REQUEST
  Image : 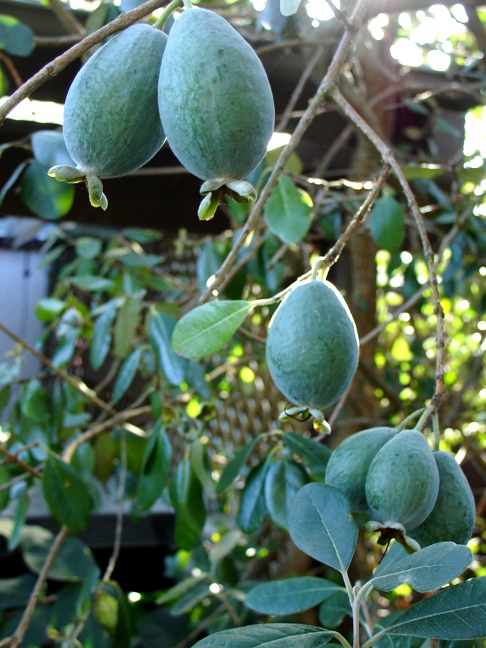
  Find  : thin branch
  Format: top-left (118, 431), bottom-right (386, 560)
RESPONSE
top-left (0, 447), bottom-right (42, 480)
top-left (200, 0), bottom-right (372, 303)
top-left (332, 88), bottom-right (446, 412)
top-left (0, 320), bottom-right (145, 438)
top-left (6, 527), bottom-right (69, 648)
top-left (62, 405), bottom-right (151, 464)
top-left (0, 54), bottom-right (23, 88)
top-left (0, 0), bottom-right (172, 126)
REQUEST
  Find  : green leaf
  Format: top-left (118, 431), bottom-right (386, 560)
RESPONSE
top-left (192, 623), bottom-right (337, 647)
top-left (70, 275), bottom-right (115, 292)
top-left (264, 174), bottom-right (313, 245)
top-left (401, 164), bottom-right (446, 180)
top-left (236, 460), bottom-right (269, 534)
top-left (90, 300), bottom-right (117, 370)
top-left (288, 483), bottom-right (357, 573)
top-left (31, 130), bottom-right (73, 167)
top-left (370, 542), bottom-right (472, 593)
top-left (149, 311), bottom-right (187, 385)
top-left (369, 194), bottom-right (405, 252)
top-left (319, 589), bottom-right (352, 629)
top-left (216, 436), bottom-right (262, 493)
top-left (114, 298), bottom-right (142, 359)
top-left (75, 236), bottom-right (103, 260)
top-left (21, 160), bottom-right (74, 219)
top-left (171, 579), bottom-right (213, 616)
top-left (112, 347), bottom-right (142, 404)
top-left (0, 161), bottom-right (28, 206)
top-left (372, 577), bottom-right (486, 640)
top-left (35, 297), bottom-right (66, 323)
top-left (0, 573), bottom-right (37, 609)
top-left (41, 453), bottom-right (93, 532)
top-left (245, 577), bottom-right (343, 615)
top-left (21, 378), bottom-right (48, 423)
top-left (282, 432), bottom-right (331, 481)
top-left (20, 526), bottom-right (97, 582)
top-left (118, 253), bottom-right (162, 267)
top-left (0, 14), bottom-right (34, 56)
top-left (172, 301), bottom-right (253, 359)
top-left (264, 459), bottom-right (309, 530)
top-left (169, 458), bottom-right (206, 550)
top-left (156, 574), bottom-right (207, 605)
top-left (8, 488), bottom-right (29, 551)
top-left (137, 423), bottom-right (172, 512)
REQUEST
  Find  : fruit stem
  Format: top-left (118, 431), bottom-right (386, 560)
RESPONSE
top-left (153, 0), bottom-right (181, 30)
top-left (311, 258), bottom-right (330, 281)
top-left (395, 407), bottom-right (425, 432)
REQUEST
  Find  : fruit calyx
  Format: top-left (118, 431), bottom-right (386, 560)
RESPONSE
top-left (49, 165), bottom-right (108, 210)
top-left (198, 180), bottom-right (257, 221)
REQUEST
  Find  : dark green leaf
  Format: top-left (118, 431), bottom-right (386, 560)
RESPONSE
top-left (75, 236), bottom-right (103, 260)
top-left (369, 194), bottom-right (405, 252)
top-left (171, 578), bottom-right (213, 616)
top-left (401, 164), bottom-right (446, 180)
top-left (0, 573), bottom-right (37, 609)
top-left (373, 577), bottom-right (486, 640)
top-left (319, 590), bottom-right (351, 629)
top-left (90, 300), bottom-right (117, 370)
top-left (138, 607), bottom-right (189, 648)
top-left (138, 423), bottom-right (172, 511)
top-left (118, 253), bottom-right (162, 267)
top-left (282, 433), bottom-right (331, 481)
top-left (245, 577), bottom-right (343, 615)
top-left (156, 574), bottom-right (207, 605)
top-left (21, 378), bottom-right (48, 423)
top-left (8, 487), bottom-right (29, 551)
top-left (21, 527), bottom-right (97, 582)
top-left (264, 174), bottom-right (313, 244)
top-left (0, 14), bottom-right (34, 55)
top-left (0, 161), bottom-right (28, 206)
top-left (370, 542), bottom-right (472, 593)
top-left (236, 460), bottom-right (269, 534)
top-left (122, 228), bottom-right (162, 243)
top-left (114, 298), bottom-right (142, 359)
top-left (288, 484), bottom-right (357, 573)
top-left (192, 623), bottom-right (337, 647)
top-left (149, 311), bottom-right (187, 385)
top-left (112, 347), bottom-right (142, 404)
top-left (264, 459), bottom-right (309, 530)
top-left (216, 436), bottom-right (262, 494)
top-left (172, 300), bottom-right (253, 360)
top-left (21, 160), bottom-right (74, 219)
top-left (41, 453), bottom-right (92, 532)
top-left (169, 458), bottom-right (206, 550)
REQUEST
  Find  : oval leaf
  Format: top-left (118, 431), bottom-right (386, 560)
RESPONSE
top-left (41, 454), bottom-right (93, 532)
top-left (370, 542), bottom-right (472, 593)
top-left (112, 347), bottom-right (142, 405)
top-left (90, 300), bottom-right (117, 370)
top-left (21, 160), bottom-right (74, 219)
top-left (216, 435), bottom-right (262, 494)
top-left (236, 460), bottom-right (269, 535)
top-left (282, 432), bottom-right (331, 481)
top-left (246, 577), bottom-right (343, 615)
top-left (0, 14), bottom-right (34, 56)
top-left (31, 130), bottom-right (74, 168)
top-left (372, 577), bottom-right (486, 640)
top-left (264, 174), bottom-right (313, 245)
top-left (369, 194), bottom-right (405, 252)
top-left (172, 300), bottom-right (253, 360)
top-left (288, 483), bottom-right (357, 574)
top-left (264, 459), bottom-right (309, 530)
top-left (169, 458), bottom-right (206, 550)
top-left (137, 423), bottom-right (172, 512)
top-left (192, 623), bottom-right (337, 647)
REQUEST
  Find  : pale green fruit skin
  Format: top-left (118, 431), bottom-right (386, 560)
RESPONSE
top-left (158, 7), bottom-right (275, 182)
top-left (325, 427), bottom-right (397, 512)
top-left (409, 450), bottom-right (476, 548)
top-left (365, 429), bottom-right (439, 531)
top-left (63, 24), bottom-right (167, 179)
top-left (265, 280), bottom-right (359, 409)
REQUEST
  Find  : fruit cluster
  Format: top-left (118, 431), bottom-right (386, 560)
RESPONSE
top-left (325, 426), bottom-right (476, 551)
top-left (49, 7), bottom-right (275, 216)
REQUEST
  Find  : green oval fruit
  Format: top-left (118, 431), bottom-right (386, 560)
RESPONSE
top-left (409, 450), bottom-right (476, 548)
top-left (265, 279), bottom-right (359, 410)
top-left (365, 430), bottom-right (439, 534)
top-left (158, 7), bottom-right (274, 206)
top-left (325, 427), bottom-right (397, 512)
top-left (50, 24), bottom-right (167, 208)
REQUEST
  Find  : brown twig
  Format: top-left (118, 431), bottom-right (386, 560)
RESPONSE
top-left (199, 0), bottom-right (371, 304)
top-left (0, 54), bottom-right (23, 88)
top-left (0, 447), bottom-right (42, 480)
top-left (332, 87), bottom-right (446, 412)
top-left (0, 0), bottom-right (172, 126)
